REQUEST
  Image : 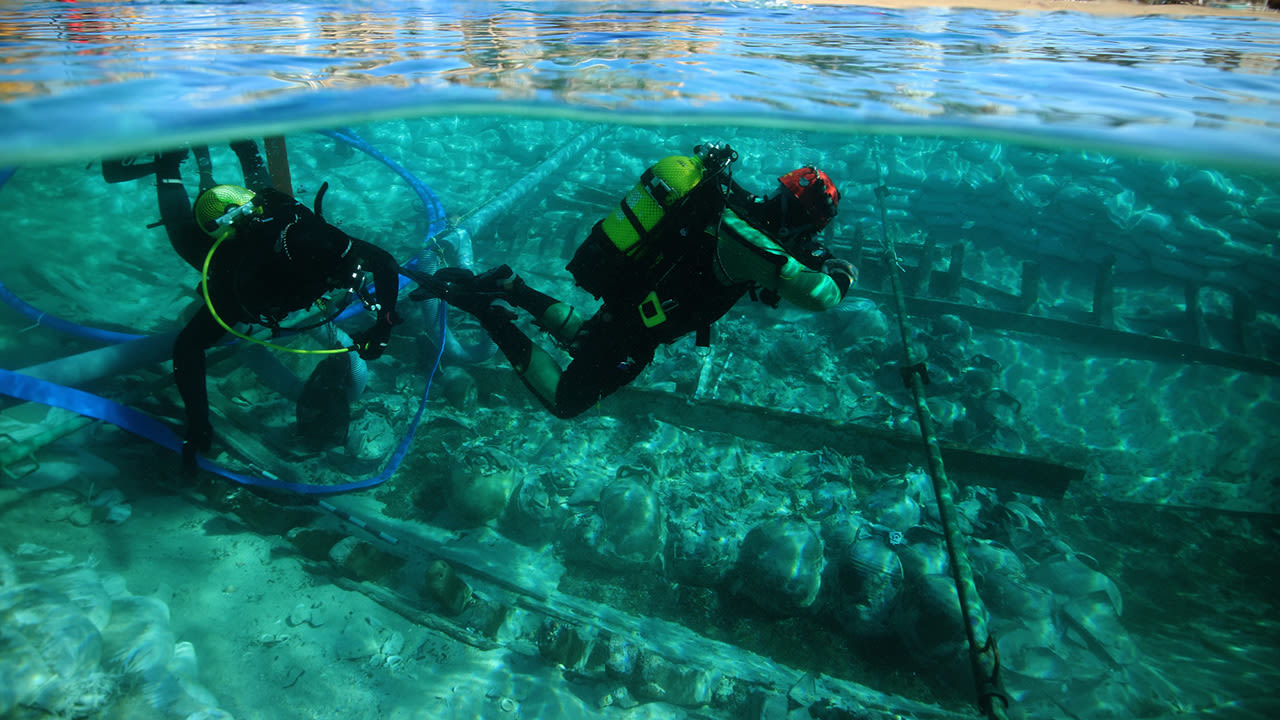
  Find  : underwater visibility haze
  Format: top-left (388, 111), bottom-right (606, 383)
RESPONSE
top-left (0, 2), bottom-right (1278, 719)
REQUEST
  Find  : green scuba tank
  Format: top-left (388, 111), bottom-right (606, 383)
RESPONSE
top-left (567, 154), bottom-right (718, 306)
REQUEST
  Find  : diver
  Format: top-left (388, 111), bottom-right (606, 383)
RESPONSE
top-left (104, 141), bottom-right (403, 472)
top-left (408, 142), bottom-right (856, 419)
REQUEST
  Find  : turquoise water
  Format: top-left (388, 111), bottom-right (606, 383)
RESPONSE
top-left (2, 2), bottom-right (1279, 720)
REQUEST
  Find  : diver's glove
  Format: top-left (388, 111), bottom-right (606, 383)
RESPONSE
top-left (352, 311), bottom-right (400, 360)
top-left (181, 421), bottom-right (213, 477)
top-left (821, 258), bottom-right (858, 297)
top-left (428, 265), bottom-right (516, 316)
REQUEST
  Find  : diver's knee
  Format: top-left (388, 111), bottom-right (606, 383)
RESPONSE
top-left (537, 302), bottom-right (586, 345)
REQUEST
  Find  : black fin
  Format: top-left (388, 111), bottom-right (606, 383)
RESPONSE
top-left (313, 181), bottom-right (330, 220)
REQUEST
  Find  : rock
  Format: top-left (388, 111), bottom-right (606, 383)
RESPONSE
top-left (287, 602), bottom-right (312, 627)
top-left (536, 619), bottom-right (597, 673)
top-left (328, 537), bottom-right (404, 582)
top-left (345, 412), bottom-right (396, 473)
top-left (422, 559), bottom-right (472, 616)
top-left (104, 503), bottom-right (132, 525)
top-left (633, 653), bottom-right (713, 707)
top-left (449, 446), bottom-right (518, 525)
top-left (733, 518), bottom-right (825, 614)
top-left (827, 534), bottom-right (903, 638)
top-left (597, 478), bottom-right (666, 566)
top-left (892, 573), bottom-right (976, 664)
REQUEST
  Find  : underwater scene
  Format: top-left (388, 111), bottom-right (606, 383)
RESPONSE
top-left (2, 3), bottom-right (1280, 720)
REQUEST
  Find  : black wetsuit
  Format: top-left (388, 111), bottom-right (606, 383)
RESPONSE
top-left (476, 178), bottom-right (849, 419)
top-left (151, 147), bottom-right (400, 459)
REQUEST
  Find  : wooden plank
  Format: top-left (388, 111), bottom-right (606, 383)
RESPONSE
top-left (1092, 255), bottom-right (1116, 329)
top-left (611, 386), bottom-right (1080, 499)
top-left (468, 366), bottom-right (1080, 499)
top-left (846, 288), bottom-right (1280, 377)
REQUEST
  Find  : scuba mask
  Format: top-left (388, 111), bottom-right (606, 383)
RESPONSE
top-left (760, 166), bottom-right (841, 270)
top-left (775, 166), bottom-right (840, 235)
top-left (194, 184), bottom-right (260, 241)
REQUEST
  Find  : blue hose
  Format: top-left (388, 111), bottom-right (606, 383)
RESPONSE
top-left (0, 135), bottom-right (449, 494)
top-left (0, 280), bottom-right (144, 345)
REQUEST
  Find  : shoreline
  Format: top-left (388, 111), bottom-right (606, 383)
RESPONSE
top-left (799, 0), bottom-right (1279, 18)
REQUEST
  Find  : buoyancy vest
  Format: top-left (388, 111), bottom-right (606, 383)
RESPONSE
top-left (566, 154), bottom-right (735, 342)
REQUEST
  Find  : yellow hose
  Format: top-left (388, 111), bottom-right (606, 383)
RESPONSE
top-left (200, 235), bottom-right (352, 355)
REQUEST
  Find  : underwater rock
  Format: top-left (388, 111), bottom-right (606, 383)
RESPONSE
top-left (296, 353), bottom-right (353, 450)
top-left (422, 559), bottom-right (472, 616)
top-left (826, 532), bottom-right (903, 638)
top-left (667, 508), bottom-right (738, 587)
top-left (732, 518), bottom-right (825, 614)
top-left (449, 446), bottom-right (519, 525)
top-left (828, 298), bottom-right (890, 355)
top-left (328, 536), bottom-right (405, 582)
top-left (501, 474), bottom-right (568, 547)
top-left (892, 573), bottom-right (979, 665)
top-left (633, 653), bottom-right (713, 708)
top-left (345, 412), bottom-right (396, 473)
top-left (574, 477), bottom-right (667, 569)
top-left (865, 480), bottom-right (922, 531)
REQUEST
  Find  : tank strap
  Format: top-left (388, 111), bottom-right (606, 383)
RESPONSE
top-left (641, 167), bottom-right (674, 206)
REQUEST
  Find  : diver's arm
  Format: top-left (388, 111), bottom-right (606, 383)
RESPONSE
top-left (351, 238), bottom-right (400, 323)
top-left (347, 238), bottom-right (401, 359)
top-left (716, 212), bottom-right (850, 311)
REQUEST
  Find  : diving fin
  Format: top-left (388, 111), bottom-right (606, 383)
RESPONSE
top-left (102, 156), bottom-right (155, 183)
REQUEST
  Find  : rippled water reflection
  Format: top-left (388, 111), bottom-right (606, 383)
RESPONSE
top-left (1, 1), bottom-right (1278, 165)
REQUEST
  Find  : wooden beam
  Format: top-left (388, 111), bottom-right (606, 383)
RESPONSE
top-left (1019, 261), bottom-right (1041, 314)
top-left (845, 287), bottom-right (1280, 377)
top-left (263, 136), bottom-right (293, 195)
